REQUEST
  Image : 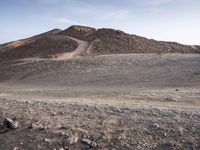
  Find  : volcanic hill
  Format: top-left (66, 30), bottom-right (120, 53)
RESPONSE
top-left (0, 25), bottom-right (199, 62)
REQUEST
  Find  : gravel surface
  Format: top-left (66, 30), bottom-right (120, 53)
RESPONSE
top-left (0, 98), bottom-right (200, 150)
top-left (0, 54), bottom-right (199, 149)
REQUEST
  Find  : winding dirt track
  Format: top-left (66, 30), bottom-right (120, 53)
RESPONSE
top-left (56, 36), bottom-right (89, 59)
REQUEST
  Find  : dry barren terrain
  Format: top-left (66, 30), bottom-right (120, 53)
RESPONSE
top-left (0, 25), bottom-right (200, 150)
top-left (0, 53), bottom-right (200, 150)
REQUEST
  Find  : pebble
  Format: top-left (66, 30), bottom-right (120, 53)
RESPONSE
top-left (25, 101), bottom-right (30, 104)
top-left (163, 132), bottom-right (167, 137)
top-left (4, 118), bottom-right (19, 129)
top-left (165, 97), bottom-right (175, 102)
top-left (29, 123), bottom-right (38, 129)
top-left (44, 138), bottom-right (51, 143)
top-left (149, 123), bottom-right (160, 129)
top-left (178, 127), bottom-right (184, 136)
top-left (52, 112), bottom-right (57, 116)
top-left (63, 135), bottom-right (79, 146)
top-left (40, 125), bottom-right (48, 130)
top-left (13, 147), bottom-right (19, 150)
top-left (37, 145), bottom-right (42, 149)
top-left (82, 138), bottom-right (97, 147)
top-left (163, 141), bottom-right (175, 147)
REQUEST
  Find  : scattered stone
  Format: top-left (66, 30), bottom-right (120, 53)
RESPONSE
top-left (178, 127), bottom-right (184, 136)
top-left (13, 147), bottom-right (19, 150)
top-left (0, 96), bottom-right (199, 150)
top-left (175, 89), bottom-right (179, 91)
top-left (0, 113), bottom-right (4, 122)
top-left (44, 138), bottom-right (51, 143)
top-left (4, 118), bottom-right (19, 129)
top-left (163, 140), bottom-right (175, 147)
top-left (53, 130), bottom-right (66, 136)
top-left (185, 140), bottom-right (194, 149)
top-left (52, 112), bottom-right (57, 116)
top-left (163, 132), bottom-right (167, 137)
top-left (165, 97), bottom-right (176, 102)
top-left (29, 140), bottom-right (33, 143)
top-left (194, 72), bottom-right (200, 75)
top-left (0, 124), bottom-right (8, 133)
top-left (29, 123), bottom-right (38, 129)
top-left (25, 101), bottom-right (30, 104)
top-left (82, 138), bottom-right (97, 147)
top-left (149, 123), bottom-right (160, 129)
top-left (82, 138), bottom-right (92, 145)
top-left (58, 111), bottom-right (65, 115)
top-left (29, 122), bottom-right (48, 130)
top-left (39, 125), bottom-right (48, 130)
top-left (37, 145), bottom-right (42, 149)
top-left (63, 135), bottom-right (79, 146)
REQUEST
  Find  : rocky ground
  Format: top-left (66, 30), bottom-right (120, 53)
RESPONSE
top-left (0, 98), bottom-right (200, 150)
top-left (1, 24), bottom-right (200, 150)
top-left (0, 53), bottom-right (199, 149)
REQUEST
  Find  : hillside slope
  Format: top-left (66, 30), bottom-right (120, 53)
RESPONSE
top-left (0, 29), bottom-right (79, 62)
top-left (60, 25), bottom-right (200, 55)
top-left (1, 25), bottom-right (200, 63)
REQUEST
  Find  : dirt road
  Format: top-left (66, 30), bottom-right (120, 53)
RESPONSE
top-left (55, 36), bottom-right (89, 59)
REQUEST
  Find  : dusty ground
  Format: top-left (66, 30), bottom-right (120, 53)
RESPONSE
top-left (0, 98), bottom-right (200, 150)
top-left (0, 54), bottom-right (199, 105)
top-left (0, 54), bottom-right (200, 149)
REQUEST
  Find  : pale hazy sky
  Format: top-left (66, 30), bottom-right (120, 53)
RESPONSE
top-left (0, 0), bottom-right (200, 45)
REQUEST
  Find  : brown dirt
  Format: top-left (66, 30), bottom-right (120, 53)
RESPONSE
top-left (0, 35), bottom-right (78, 62)
top-left (0, 28), bottom-right (62, 51)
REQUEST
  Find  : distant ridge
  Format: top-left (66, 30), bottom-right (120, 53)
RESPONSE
top-left (59, 25), bottom-right (96, 40)
top-left (60, 25), bottom-right (200, 55)
top-left (0, 25), bottom-right (199, 62)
